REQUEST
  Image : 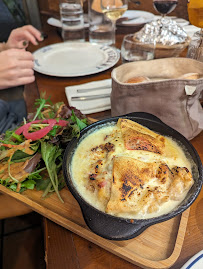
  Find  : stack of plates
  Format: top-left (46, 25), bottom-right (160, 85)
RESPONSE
top-left (117, 10), bottom-right (155, 26)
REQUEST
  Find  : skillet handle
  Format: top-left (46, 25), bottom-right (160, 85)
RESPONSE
top-left (123, 112), bottom-right (165, 124)
top-left (80, 204), bottom-right (151, 241)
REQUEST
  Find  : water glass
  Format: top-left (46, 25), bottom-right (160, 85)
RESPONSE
top-left (59, 0), bottom-right (85, 42)
top-left (88, 0), bottom-right (115, 46)
top-left (121, 34), bottom-right (155, 63)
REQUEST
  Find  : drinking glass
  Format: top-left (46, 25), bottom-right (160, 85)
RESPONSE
top-left (88, 0), bottom-right (115, 45)
top-left (187, 0), bottom-right (203, 62)
top-left (153, 0), bottom-right (178, 18)
top-left (59, 0), bottom-right (85, 42)
top-left (100, 0), bottom-right (128, 44)
top-left (121, 34), bottom-right (155, 63)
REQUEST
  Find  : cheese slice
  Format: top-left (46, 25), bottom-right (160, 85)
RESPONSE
top-left (117, 118), bottom-right (165, 154)
top-left (106, 156), bottom-right (194, 217)
top-left (106, 156), bottom-right (160, 215)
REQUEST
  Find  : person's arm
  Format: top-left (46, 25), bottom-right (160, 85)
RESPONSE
top-left (0, 42), bottom-right (7, 52)
top-left (0, 25), bottom-right (42, 90)
top-left (0, 49), bottom-right (35, 90)
top-left (5, 25), bottom-right (43, 50)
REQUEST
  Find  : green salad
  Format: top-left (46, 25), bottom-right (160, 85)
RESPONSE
top-left (0, 94), bottom-right (90, 202)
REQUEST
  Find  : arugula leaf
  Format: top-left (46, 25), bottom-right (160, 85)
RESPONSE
top-left (11, 150), bottom-right (34, 162)
top-left (71, 124), bottom-right (80, 138)
top-left (11, 132), bottom-right (24, 142)
top-left (41, 142), bottom-right (64, 202)
top-left (36, 177), bottom-right (50, 191)
top-left (21, 179), bottom-right (36, 190)
top-left (48, 125), bottom-right (61, 137)
top-left (33, 93), bottom-right (52, 121)
top-left (0, 178), bottom-right (35, 192)
top-left (71, 110), bottom-right (87, 130)
top-left (9, 183), bottom-right (17, 191)
top-left (47, 110), bottom-right (55, 119)
top-left (0, 130), bottom-right (21, 145)
top-left (30, 141), bottom-right (40, 152)
top-left (76, 117), bottom-right (87, 130)
top-left (58, 174), bottom-right (66, 191)
top-left (0, 178), bottom-right (10, 187)
top-left (28, 168), bottom-right (44, 180)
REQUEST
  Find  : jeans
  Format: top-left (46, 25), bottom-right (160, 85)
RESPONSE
top-left (0, 98), bottom-right (27, 134)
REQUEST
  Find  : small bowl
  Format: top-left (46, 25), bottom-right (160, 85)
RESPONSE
top-left (62, 112), bottom-right (203, 240)
top-left (121, 34), bottom-right (155, 63)
top-left (154, 38), bottom-right (191, 58)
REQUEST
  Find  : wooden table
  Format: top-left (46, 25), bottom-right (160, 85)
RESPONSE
top-left (25, 23), bottom-right (203, 269)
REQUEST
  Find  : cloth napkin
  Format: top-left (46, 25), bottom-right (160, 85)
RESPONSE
top-left (154, 16), bottom-right (190, 27)
top-left (65, 79), bottom-right (112, 114)
top-left (183, 25), bottom-right (200, 38)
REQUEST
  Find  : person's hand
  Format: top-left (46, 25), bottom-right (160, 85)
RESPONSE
top-left (0, 49), bottom-right (35, 90)
top-left (6, 25), bottom-right (43, 49)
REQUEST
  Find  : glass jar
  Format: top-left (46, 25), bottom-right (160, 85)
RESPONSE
top-left (187, 0), bottom-right (203, 28)
top-left (187, 29), bottom-right (203, 61)
top-left (187, 0), bottom-right (203, 61)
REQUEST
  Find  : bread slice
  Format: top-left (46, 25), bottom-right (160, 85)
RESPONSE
top-left (124, 76), bottom-right (150, 83)
top-left (179, 73), bottom-right (199, 80)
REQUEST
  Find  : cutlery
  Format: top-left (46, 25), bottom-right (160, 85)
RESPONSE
top-left (77, 85), bottom-right (111, 93)
top-left (71, 94), bottom-right (110, 101)
top-left (82, 104), bottom-right (111, 111)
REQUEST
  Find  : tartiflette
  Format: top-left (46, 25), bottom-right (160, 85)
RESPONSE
top-left (71, 119), bottom-right (194, 219)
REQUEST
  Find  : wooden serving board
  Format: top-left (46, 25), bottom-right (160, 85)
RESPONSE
top-left (0, 184), bottom-right (189, 269)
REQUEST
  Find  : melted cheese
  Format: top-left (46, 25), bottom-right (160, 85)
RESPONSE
top-left (71, 123), bottom-right (194, 219)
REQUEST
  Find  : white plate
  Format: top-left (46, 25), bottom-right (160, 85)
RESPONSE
top-left (174, 18), bottom-right (190, 27)
top-left (153, 16), bottom-right (190, 27)
top-left (47, 16), bottom-right (89, 29)
top-left (183, 25), bottom-right (200, 38)
top-left (180, 250), bottom-right (203, 269)
top-left (117, 10), bottom-right (155, 26)
top-left (33, 42), bottom-right (120, 77)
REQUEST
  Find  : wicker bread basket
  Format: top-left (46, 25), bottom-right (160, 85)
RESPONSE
top-left (154, 38), bottom-right (191, 58)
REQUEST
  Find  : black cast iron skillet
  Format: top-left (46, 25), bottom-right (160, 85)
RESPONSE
top-left (62, 112), bottom-right (203, 241)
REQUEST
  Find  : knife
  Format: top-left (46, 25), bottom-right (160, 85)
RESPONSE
top-left (77, 85), bottom-right (111, 93)
top-left (71, 94), bottom-right (110, 101)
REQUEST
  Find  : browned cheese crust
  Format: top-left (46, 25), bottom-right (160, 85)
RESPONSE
top-left (106, 156), bottom-right (194, 216)
top-left (117, 118), bottom-right (165, 154)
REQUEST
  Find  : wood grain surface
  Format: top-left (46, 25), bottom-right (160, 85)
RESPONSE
top-left (0, 175), bottom-right (191, 269)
